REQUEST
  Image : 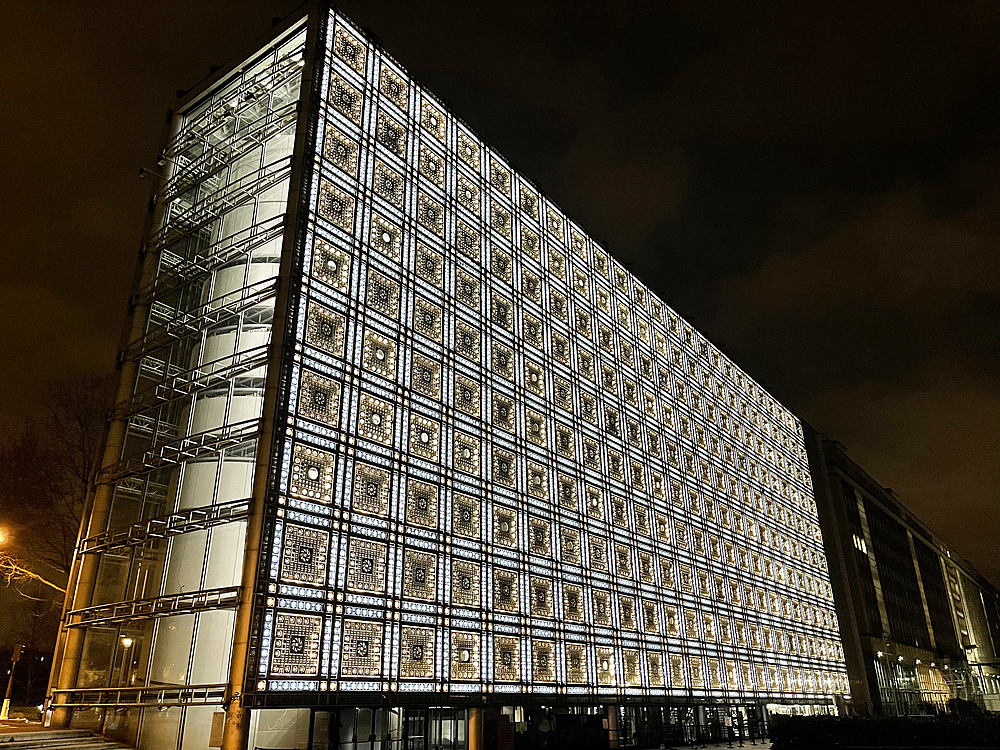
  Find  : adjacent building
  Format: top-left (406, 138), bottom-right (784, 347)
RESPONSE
top-left (46, 3), bottom-right (850, 748)
top-left (805, 426), bottom-right (1000, 716)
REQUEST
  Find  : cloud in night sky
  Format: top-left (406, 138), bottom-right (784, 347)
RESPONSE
top-left (0, 0), bottom-right (996, 583)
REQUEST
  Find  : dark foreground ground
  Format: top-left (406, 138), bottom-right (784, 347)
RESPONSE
top-left (769, 714), bottom-right (1000, 749)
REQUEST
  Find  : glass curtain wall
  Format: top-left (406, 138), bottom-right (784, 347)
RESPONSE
top-left (64, 24), bottom-right (307, 750)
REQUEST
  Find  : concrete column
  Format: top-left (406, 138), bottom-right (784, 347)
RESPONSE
top-left (607, 705), bottom-right (620, 748)
top-left (47, 115), bottom-right (173, 728)
top-left (221, 7), bottom-right (324, 750)
top-left (468, 707), bottom-right (484, 750)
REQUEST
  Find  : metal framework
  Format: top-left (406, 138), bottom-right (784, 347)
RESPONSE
top-left (111, 346), bottom-right (270, 422)
top-left (164, 103), bottom-right (298, 204)
top-left (67, 586), bottom-right (241, 627)
top-left (120, 279), bottom-right (277, 363)
top-left (132, 215), bottom-right (285, 308)
top-left (52, 684), bottom-right (227, 709)
top-left (148, 157), bottom-right (293, 254)
top-left (46, 21), bottom-right (311, 749)
top-left (97, 418), bottom-right (261, 484)
top-left (79, 498), bottom-right (252, 555)
top-left (161, 47), bottom-right (305, 177)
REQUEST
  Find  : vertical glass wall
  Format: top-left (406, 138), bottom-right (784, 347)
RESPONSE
top-left (307, 707), bottom-right (464, 750)
top-left (63, 23), bottom-right (308, 750)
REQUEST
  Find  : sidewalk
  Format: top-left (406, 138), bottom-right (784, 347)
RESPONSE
top-left (635, 743), bottom-right (772, 750)
top-left (0, 720), bottom-right (48, 733)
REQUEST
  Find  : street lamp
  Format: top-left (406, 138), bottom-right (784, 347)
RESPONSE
top-left (115, 637), bottom-right (137, 688)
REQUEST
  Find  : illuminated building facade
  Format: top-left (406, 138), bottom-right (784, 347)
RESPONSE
top-left (805, 428), bottom-right (1000, 716)
top-left (47, 3), bottom-right (849, 748)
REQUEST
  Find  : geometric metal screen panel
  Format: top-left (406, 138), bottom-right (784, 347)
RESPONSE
top-left (259, 6), bottom-right (850, 701)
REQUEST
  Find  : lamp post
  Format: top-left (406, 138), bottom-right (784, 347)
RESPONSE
top-left (1, 644), bottom-right (22, 720)
top-left (117, 637), bottom-right (134, 689)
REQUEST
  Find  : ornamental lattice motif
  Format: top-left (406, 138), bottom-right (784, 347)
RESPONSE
top-left (271, 613), bottom-right (323, 677)
top-left (258, 8), bottom-right (849, 701)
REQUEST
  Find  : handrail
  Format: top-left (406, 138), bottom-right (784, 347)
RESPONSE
top-left (80, 498), bottom-right (251, 555)
top-left (163, 102), bottom-right (298, 204)
top-left (147, 156), bottom-right (292, 254)
top-left (97, 418), bottom-right (261, 485)
top-left (111, 344), bottom-right (269, 422)
top-left (132, 214), bottom-right (285, 308)
top-left (164, 47), bottom-right (304, 157)
top-left (51, 682), bottom-right (227, 707)
top-left (120, 277), bottom-right (277, 363)
top-left (67, 586), bottom-right (241, 627)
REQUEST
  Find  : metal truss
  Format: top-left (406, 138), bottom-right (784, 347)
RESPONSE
top-left (67, 586), bottom-right (241, 627)
top-left (120, 277), bottom-right (277, 363)
top-left (163, 102), bottom-right (298, 204)
top-left (113, 476), bottom-right (170, 505)
top-left (80, 497), bottom-right (252, 555)
top-left (132, 214), bottom-right (285, 309)
top-left (98, 418), bottom-right (261, 485)
top-left (124, 413), bottom-right (181, 443)
top-left (51, 683), bottom-right (227, 708)
top-left (112, 344), bottom-right (270, 423)
top-left (163, 48), bottom-right (304, 162)
top-left (137, 355), bottom-right (180, 383)
top-left (147, 157), bottom-right (292, 255)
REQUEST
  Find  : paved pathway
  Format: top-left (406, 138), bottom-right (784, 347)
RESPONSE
top-left (0, 727), bottom-right (129, 748)
top-left (635, 742), bottom-right (772, 750)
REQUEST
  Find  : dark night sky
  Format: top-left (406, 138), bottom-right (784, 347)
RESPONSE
top-left (1, 1), bottom-right (997, 585)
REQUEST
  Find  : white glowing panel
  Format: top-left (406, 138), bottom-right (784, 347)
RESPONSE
top-left (261, 8), bottom-right (850, 700)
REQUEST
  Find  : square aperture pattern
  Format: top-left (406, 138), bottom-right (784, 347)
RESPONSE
top-left (271, 613), bottom-right (323, 677)
top-left (280, 524), bottom-right (329, 586)
top-left (259, 8), bottom-right (850, 700)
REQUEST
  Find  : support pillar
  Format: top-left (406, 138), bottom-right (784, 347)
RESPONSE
top-left (1, 645), bottom-right (21, 720)
top-left (48, 190), bottom-right (167, 729)
top-left (607, 705), bottom-right (620, 748)
top-left (468, 707), bottom-right (484, 750)
top-left (220, 7), bottom-right (325, 749)
top-left (48, 481), bottom-right (117, 728)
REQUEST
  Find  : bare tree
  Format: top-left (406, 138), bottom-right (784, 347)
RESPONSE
top-left (0, 426), bottom-right (59, 577)
top-left (39, 376), bottom-right (115, 574)
top-left (0, 374), bottom-right (115, 586)
top-left (0, 554), bottom-right (66, 593)
top-left (0, 375), bottom-right (114, 656)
